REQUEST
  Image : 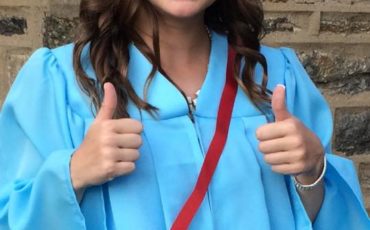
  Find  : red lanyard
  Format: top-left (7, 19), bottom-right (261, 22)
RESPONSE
top-left (171, 48), bottom-right (238, 229)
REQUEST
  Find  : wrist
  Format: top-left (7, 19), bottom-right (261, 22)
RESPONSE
top-left (70, 151), bottom-right (87, 191)
top-left (69, 154), bottom-right (87, 203)
top-left (71, 175), bottom-right (86, 191)
top-left (293, 155), bottom-right (326, 191)
top-left (296, 154), bottom-right (325, 185)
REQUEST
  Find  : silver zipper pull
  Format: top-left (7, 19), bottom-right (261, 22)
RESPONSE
top-left (187, 96), bottom-right (196, 122)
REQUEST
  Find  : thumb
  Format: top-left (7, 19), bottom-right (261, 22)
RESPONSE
top-left (272, 84), bottom-right (291, 122)
top-left (96, 82), bottom-right (117, 121)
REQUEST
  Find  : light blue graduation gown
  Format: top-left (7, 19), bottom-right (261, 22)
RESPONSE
top-left (0, 32), bottom-right (369, 230)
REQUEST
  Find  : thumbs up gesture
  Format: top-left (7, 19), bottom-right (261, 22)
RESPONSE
top-left (256, 85), bottom-right (325, 184)
top-left (70, 83), bottom-right (143, 191)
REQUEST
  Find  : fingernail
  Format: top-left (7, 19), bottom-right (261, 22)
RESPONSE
top-left (277, 84), bottom-right (286, 89)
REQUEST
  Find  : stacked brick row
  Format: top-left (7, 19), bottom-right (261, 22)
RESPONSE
top-left (0, 0), bottom-right (369, 213)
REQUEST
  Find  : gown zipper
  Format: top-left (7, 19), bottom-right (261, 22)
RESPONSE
top-left (186, 94), bottom-right (205, 155)
top-left (171, 83), bottom-right (214, 223)
top-left (187, 96), bottom-right (196, 123)
top-left (185, 93), bottom-right (215, 218)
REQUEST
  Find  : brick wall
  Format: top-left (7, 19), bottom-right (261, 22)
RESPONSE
top-left (1, 0), bottom-right (369, 214)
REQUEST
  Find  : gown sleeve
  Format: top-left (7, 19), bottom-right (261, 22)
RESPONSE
top-left (0, 48), bottom-right (86, 229)
top-left (280, 48), bottom-right (370, 229)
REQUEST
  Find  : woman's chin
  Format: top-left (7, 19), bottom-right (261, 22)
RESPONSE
top-left (168, 10), bottom-right (202, 19)
top-left (153, 1), bottom-right (213, 20)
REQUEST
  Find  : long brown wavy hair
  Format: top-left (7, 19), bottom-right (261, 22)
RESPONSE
top-left (73, 0), bottom-right (270, 118)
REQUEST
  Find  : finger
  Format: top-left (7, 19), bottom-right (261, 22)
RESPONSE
top-left (113, 133), bottom-right (143, 149)
top-left (114, 162), bottom-right (136, 177)
top-left (96, 83), bottom-right (118, 121)
top-left (257, 118), bottom-right (304, 142)
top-left (271, 163), bottom-right (305, 175)
top-left (111, 119), bottom-right (144, 134)
top-left (263, 151), bottom-right (300, 165)
top-left (272, 84), bottom-right (291, 122)
top-left (113, 149), bottom-right (140, 162)
top-left (258, 138), bottom-right (291, 153)
top-left (256, 122), bottom-right (287, 141)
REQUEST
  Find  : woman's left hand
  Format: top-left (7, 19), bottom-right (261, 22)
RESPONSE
top-left (256, 85), bottom-right (325, 184)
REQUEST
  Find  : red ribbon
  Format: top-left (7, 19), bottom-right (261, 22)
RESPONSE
top-left (171, 48), bottom-right (238, 229)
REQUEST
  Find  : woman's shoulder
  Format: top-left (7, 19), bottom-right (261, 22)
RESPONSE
top-left (12, 43), bottom-right (79, 101)
top-left (258, 45), bottom-right (291, 87)
top-left (2, 44), bottom-right (75, 113)
top-left (8, 43), bottom-right (93, 117)
top-left (20, 43), bottom-right (76, 83)
top-left (50, 43), bottom-right (75, 66)
top-left (260, 44), bottom-right (298, 67)
top-left (28, 43), bottom-right (75, 73)
top-left (28, 43), bottom-right (74, 61)
top-left (259, 44), bottom-right (309, 90)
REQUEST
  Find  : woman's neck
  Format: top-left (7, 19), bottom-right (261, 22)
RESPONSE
top-left (136, 10), bottom-right (209, 57)
top-left (136, 9), bottom-right (211, 98)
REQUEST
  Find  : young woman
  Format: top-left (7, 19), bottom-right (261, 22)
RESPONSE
top-left (0, 0), bottom-right (368, 229)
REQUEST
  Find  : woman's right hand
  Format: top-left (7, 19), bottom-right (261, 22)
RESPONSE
top-left (70, 83), bottom-right (143, 192)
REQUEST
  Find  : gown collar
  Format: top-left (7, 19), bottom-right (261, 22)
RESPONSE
top-left (127, 31), bottom-right (229, 120)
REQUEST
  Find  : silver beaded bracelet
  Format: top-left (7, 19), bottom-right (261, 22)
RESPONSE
top-left (292, 156), bottom-right (327, 191)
